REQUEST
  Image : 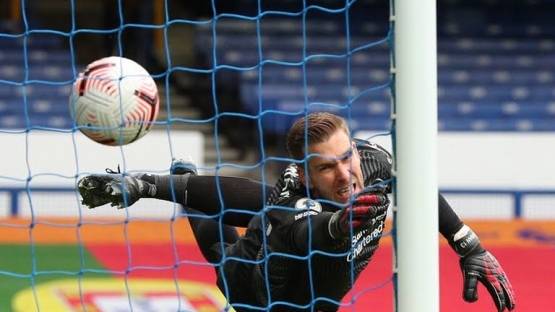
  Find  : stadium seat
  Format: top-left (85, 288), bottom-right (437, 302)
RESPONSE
top-left (439, 117), bottom-right (555, 132)
top-left (440, 101), bottom-right (555, 119)
top-left (0, 64), bottom-right (75, 82)
top-left (439, 38), bottom-right (555, 54)
top-left (0, 50), bottom-right (74, 66)
top-left (240, 66), bottom-right (391, 86)
top-left (0, 84), bottom-right (71, 100)
top-left (438, 69), bottom-right (555, 86)
top-left (0, 19), bottom-right (75, 129)
top-left (0, 113), bottom-right (73, 130)
top-left (438, 85), bottom-right (555, 102)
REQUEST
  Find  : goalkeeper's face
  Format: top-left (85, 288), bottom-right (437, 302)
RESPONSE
top-left (299, 130), bottom-right (364, 205)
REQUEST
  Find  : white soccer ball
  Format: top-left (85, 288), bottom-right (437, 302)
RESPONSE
top-left (69, 56), bottom-right (160, 146)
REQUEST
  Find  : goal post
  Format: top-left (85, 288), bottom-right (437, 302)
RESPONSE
top-left (391, 0), bottom-right (440, 311)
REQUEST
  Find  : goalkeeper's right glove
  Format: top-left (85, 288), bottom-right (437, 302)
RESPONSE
top-left (328, 185), bottom-right (389, 238)
top-left (78, 174), bottom-right (156, 209)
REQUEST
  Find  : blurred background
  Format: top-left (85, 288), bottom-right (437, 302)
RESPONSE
top-left (0, 0), bottom-right (554, 311)
top-left (2, 0), bottom-right (555, 181)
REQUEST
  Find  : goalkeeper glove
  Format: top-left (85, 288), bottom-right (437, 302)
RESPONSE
top-left (78, 174), bottom-right (156, 209)
top-left (328, 184), bottom-right (389, 239)
top-left (449, 225), bottom-right (516, 312)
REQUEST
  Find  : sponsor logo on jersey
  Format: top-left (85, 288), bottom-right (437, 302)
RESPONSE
top-left (294, 198), bottom-right (322, 212)
top-left (346, 211), bottom-right (387, 262)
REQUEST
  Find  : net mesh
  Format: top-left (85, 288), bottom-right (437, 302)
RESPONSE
top-left (0, 0), bottom-right (394, 310)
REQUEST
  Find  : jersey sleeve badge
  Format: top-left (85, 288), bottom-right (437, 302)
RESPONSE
top-left (293, 198), bottom-right (322, 221)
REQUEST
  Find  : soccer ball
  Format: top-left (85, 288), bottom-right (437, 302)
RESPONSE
top-left (69, 56), bottom-right (159, 146)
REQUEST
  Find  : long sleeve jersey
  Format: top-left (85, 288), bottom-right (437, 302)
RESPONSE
top-left (221, 139), bottom-right (462, 312)
top-left (250, 139), bottom-right (393, 311)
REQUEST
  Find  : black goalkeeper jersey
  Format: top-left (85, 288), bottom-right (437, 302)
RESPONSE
top-left (217, 139), bottom-right (393, 312)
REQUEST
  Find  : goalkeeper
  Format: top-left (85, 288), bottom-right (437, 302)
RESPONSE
top-left (78, 112), bottom-right (515, 312)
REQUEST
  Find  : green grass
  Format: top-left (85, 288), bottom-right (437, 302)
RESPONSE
top-left (0, 244), bottom-right (108, 311)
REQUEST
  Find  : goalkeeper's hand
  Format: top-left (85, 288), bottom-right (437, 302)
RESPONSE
top-left (78, 174), bottom-right (155, 209)
top-left (328, 183), bottom-right (389, 238)
top-left (449, 225), bottom-right (516, 311)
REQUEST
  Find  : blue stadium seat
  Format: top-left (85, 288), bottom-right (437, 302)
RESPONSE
top-left (438, 86), bottom-right (554, 102)
top-left (271, 100), bottom-right (390, 118)
top-left (0, 32), bottom-right (63, 50)
top-left (30, 99), bottom-right (68, 114)
top-left (439, 101), bottom-right (555, 119)
top-left (438, 69), bottom-right (554, 86)
top-left (0, 64), bottom-right (76, 82)
top-left (258, 110), bottom-right (390, 134)
top-left (196, 37), bottom-right (390, 67)
top-left (0, 19), bottom-right (76, 130)
top-left (439, 117), bottom-right (555, 132)
top-left (240, 80), bottom-right (391, 132)
top-left (0, 98), bottom-right (69, 115)
top-left (0, 50), bottom-right (74, 66)
top-left (0, 84), bottom-right (71, 100)
top-left (439, 38), bottom-right (555, 54)
top-left (0, 113), bottom-right (73, 130)
top-left (195, 16), bottom-right (346, 37)
top-left (193, 0), bottom-right (555, 134)
top-left (438, 54), bottom-right (555, 69)
top-left (213, 49), bottom-right (390, 69)
top-left (240, 66), bottom-right (391, 86)
top-left (241, 82), bottom-right (390, 107)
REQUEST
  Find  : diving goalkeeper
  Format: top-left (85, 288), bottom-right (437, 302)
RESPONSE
top-left (78, 112), bottom-right (515, 312)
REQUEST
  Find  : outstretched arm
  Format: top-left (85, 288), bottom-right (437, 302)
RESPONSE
top-left (439, 192), bottom-right (516, 311)
top-left (78, 173), bottom-right (272, 228)
top-left (183, 175), bottom-right (272, 227)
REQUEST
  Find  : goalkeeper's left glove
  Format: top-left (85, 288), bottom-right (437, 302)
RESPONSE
top-left (449, 225), bottom-right (516, 312)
